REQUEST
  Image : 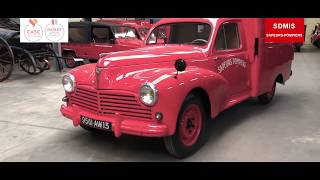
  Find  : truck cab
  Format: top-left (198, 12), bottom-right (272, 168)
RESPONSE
top-left (61, 21), bottom-right (147, 68)
top-left (60, 18), bottom-right (294, 158)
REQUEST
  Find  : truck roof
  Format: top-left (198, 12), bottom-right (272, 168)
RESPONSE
top-left (155, 18), bottom-right (216, 26)
top-left (69, 21), bottom-right (121, 28)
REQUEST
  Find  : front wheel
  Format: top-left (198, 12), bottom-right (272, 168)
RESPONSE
top-left (163, 94), bottom-right (209, 158)
top-left (258, 82), bottom-right (276, 104)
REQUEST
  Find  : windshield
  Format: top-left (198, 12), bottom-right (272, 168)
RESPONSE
top-left (147, 22), bottom-right (211, 46)
top-left (113, 26), bottom-right (139, 39)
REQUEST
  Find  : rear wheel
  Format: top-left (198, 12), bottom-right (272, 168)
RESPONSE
top-left (19, 55), bottom-right (44, 75)
top-left (258, 81), bottom-right (276, 104)
top-left (0, 37), bottom-right (14, 82)
top-left (163, 94), bottom-right (209, 158)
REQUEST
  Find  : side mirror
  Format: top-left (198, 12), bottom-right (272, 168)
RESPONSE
top-left (174, 59), bottom-right (186, 79)
top-left (175, 59), bottom-right (186, 72)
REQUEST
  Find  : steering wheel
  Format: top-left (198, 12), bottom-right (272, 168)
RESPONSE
top-left (190, 39), bottom-right (208, 45)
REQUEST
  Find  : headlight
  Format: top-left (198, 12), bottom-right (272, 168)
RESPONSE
top-left (140, 82), bottom-right (158, 106)
top-left (62, 74), bottom-right (75, 93)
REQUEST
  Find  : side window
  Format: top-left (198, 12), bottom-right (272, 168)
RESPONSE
top-left (214, 22), bottom-right (240, 50)
top-left (224, 23), bottom-right (240, 49)
top-left (215, 26), bottom-right (226, 50)
top-left (92, 27), bottom-right (110, 43)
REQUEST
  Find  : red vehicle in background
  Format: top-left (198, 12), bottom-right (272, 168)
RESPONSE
top-left (61, 21), bottom-right (151, 68)
top-left (61, 18), bottom-right (294, 158)
top-left (97, 19), bottom-right (153, 40)
top-left (311, 23), bottom-right (320, 48)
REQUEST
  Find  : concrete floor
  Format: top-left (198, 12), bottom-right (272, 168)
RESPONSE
top-left (0, 48), bottom-right (320, 161)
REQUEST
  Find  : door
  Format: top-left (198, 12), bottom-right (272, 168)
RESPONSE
top-left (211, 21), bottom-right (250, 96)
top-left (90, 26), bottom-right (114, 59)
top-left (67, 25), bottom-right (93, 59)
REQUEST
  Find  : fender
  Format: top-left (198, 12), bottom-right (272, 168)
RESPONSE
top-left (68, 64), bottom-right (96, 85)
top-left (152, 66), bottom-right (228, 135)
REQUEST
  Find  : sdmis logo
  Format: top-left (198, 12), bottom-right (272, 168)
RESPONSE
top-left (20, 18), bottom-right (68, 43)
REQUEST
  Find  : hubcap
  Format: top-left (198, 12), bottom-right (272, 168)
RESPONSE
top-left (179, 104), bottom-right (202, 147)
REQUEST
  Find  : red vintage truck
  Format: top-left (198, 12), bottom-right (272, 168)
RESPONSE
top-left (60, 18), bottom-right (294, 158)
top-left (96, 19), bottom-right (153, 40)
top-left (61, 21), bottom-right (150, 68)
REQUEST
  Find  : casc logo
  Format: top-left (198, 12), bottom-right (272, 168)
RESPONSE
top-left (24, 18), bottom-right (43, 42)
top-left (29, 18), bottom-right (38, 27)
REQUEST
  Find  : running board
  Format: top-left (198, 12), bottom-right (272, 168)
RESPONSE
top-left (223, 91), bottom-right (251, 110)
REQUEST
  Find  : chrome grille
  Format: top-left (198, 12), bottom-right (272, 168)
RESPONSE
top-left (70, 86), bottom-right (152, 120)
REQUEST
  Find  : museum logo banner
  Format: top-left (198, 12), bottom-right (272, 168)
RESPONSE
top-left (20, 18), bottom-right (68, 43)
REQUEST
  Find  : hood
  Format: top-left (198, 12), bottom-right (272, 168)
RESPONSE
top-left (73, 45), bottom-right (207, 90)
top-left (96, 44), bottom-right (207, 68)
top-left (73, 62), bottom-right (180, 91)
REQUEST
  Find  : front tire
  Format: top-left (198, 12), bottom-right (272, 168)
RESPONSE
top-left (163, 94), bottom-right (209, 158)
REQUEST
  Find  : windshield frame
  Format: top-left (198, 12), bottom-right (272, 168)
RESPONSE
top-left (138, 27), bottom-right (150, 38)
top-left (145, 22), bottom-right (213, 47)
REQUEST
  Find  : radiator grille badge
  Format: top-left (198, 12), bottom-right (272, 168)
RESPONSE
top-left (96, 67), bottom-right (101, 75)
top-left (96, 67), bottom-right (101, 89)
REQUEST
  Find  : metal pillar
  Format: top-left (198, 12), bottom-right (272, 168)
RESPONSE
top-left (52, 43), bottom-right (62, 71)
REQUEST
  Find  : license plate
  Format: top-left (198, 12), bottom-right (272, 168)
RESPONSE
top-left (80, 116), bottom-right (112, 131)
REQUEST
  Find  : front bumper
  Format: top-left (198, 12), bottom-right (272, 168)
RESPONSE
top-left (60, 104), bottom-right (168, 137)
